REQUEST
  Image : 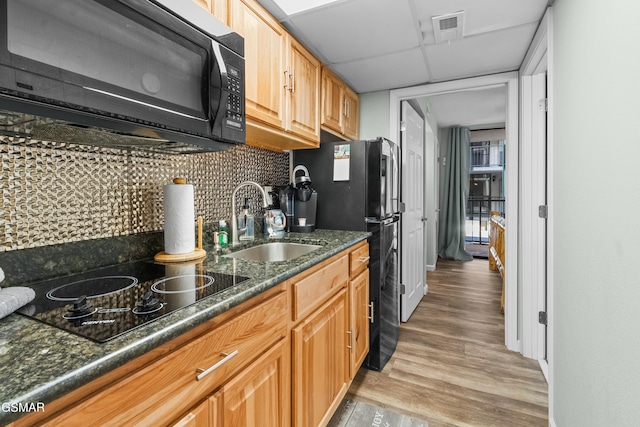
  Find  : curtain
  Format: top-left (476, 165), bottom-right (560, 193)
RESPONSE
top-left (438, 127), bottom-right (473, 261)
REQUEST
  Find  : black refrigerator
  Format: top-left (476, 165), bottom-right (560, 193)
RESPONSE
top-left (294, 136), bottom-right (401, 371)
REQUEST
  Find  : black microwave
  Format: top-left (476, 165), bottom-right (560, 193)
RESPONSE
top-left (0, 0), bottom-right (245, 152)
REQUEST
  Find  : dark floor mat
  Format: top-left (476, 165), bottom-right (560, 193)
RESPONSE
top-left (327, 399), bottom-right (429, 427)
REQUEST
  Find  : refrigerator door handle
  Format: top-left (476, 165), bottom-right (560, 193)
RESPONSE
top-left (365, 216), bottom-right (398, 225)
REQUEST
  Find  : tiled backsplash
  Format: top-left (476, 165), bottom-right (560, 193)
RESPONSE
top-left (0, 136), bottom-right (289, 252)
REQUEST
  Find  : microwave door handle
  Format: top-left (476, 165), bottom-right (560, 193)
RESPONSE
top-left (210, 41), bottom-right (229, 130)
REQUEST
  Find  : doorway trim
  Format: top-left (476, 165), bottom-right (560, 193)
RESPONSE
top-left (520, 8), bottom-right (550, 362)
top-left (520, 6), bottom-right (553, 425)
top-left (389, 71), bottom-right (520, 352)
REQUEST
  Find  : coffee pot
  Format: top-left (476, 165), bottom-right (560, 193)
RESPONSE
top-left (277, 165), bottom-right (317, 233)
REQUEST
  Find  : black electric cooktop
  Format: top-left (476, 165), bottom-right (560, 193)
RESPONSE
top-left (16, 260), bottom-right (250, 343)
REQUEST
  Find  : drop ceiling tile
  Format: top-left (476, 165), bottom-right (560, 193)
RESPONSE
top-left (288, 0), bottom-right (418, 64)
top-left (413, 0), bottom-right (547, 43)
top-left (425, 23), bottom-right (538, 81)
top-left (270, 0), bottom-right (342, 16)
top-left (331, 48), bottom-right (429, 93)
top-left (428, 87), bottom-right (506, 128)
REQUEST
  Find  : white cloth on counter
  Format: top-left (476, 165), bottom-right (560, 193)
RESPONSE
top-left (0, 287), bottom-right (35, 320)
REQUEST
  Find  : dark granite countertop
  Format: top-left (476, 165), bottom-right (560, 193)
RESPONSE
top-left (0, 229), bottom-right (369, 425)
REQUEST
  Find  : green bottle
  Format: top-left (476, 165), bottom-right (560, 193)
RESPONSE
top-left (219, 220), bottom-right (228, 247)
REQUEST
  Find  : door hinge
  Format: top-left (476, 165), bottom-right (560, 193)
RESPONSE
top-left (400, 284), bottom-right (406, 295)
top-left (539, 98), bottom-right (548, 112)
top-left (538, 311), bottom-right (547, 325)
top-left (538, 205), bottom-right (548, 219)
top-left (400, 121), bottom-right (406, 132)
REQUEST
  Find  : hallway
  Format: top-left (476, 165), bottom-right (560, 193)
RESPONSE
top-left (346, 258), bottom-right (548, 427)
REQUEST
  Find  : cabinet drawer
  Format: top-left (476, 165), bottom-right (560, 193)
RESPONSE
top-left (292, 254), bottom-right (348, 322)
top-left (42, 291), bottom-right (288, 427)
top-left (349, 242), bottom-right (369, 278)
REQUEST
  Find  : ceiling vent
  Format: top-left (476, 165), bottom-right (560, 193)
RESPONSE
top-left (432, 11), bottom-right (465, 43)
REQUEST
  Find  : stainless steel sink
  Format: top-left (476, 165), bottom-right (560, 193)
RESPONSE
top-left (224, 242), bottom-right (322, 262)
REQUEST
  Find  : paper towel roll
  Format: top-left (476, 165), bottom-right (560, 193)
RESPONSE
top-left (163, 180), bottom-right (195, 255)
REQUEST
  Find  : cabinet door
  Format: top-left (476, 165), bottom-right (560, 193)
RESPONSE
top-left (170, 399), bottom-right (209, 427)
top-left (288, 38), bottom-right (320, 142)
top-left (321, 67), bottom-right (344, 134)
top-left (349, 269), bottom-right (370, 379)
top-left (343, 85), bottom-right (359, 140)
top-left (192, 0), bottom-right (227, 23)
top-left (230, 0), bottom-right (287, 130)
top-left (220, 339), bottom-right (290, 427)
top-left (292, 289), bottom-right (349, 427)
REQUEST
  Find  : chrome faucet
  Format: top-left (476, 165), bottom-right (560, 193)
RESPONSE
top-left (231, 181), bottom-right (269, 246)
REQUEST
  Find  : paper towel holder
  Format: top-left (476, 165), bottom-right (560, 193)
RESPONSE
top-left (154, 216), bottom-right (207, 262)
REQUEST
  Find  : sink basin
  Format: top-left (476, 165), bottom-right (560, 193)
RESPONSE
top-left (224, 242), bottom-right (322, 262)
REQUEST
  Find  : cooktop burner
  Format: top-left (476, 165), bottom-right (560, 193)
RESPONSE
top-left (17, 260), bottom-right (250, 343)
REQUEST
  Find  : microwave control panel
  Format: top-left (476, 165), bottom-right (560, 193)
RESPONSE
top-left (225, 65), bottom-right (243, 129)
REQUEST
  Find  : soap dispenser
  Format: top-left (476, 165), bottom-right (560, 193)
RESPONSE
top-left (238, 198), bottom-right (255, 241)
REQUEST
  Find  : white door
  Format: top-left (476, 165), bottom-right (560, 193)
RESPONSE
top-left (520, 72), bottom-right (548, 360)
top-left (400, 101), bottom-right (426, 322)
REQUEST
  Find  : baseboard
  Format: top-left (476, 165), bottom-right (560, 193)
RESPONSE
top-left (538, 359), bottom-right (549, 383)
top-left (426, 264), bottom-right (436, 272)
top-left (538, 359), bottom-right (552, 427)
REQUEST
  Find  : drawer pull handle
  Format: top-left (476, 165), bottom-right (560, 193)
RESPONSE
top-left (347, 330), bottom-right (353, 352)
top-left (196, 350), bottom-right (239, 381)
top-left (368, 302), bottom-right (374, 323)
top-left (359, 256), bottom-right (370, 263)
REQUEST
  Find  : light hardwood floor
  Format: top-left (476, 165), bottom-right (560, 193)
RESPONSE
top-left (346, 258), bottom-right (548, 427)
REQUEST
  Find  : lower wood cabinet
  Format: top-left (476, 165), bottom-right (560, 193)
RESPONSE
top-left (170, 338), bottom-right (290, 427)
top-left (13, 244), bottom-right (369, 427)
top-left (292, 289), bottom-right (349, 427)
top-left (170, 399), bottom-right (210, 427)
top-left (349, 268), bottom-right (370, 378)
top-left (214, 338), bottom-right (290, 427)
top-left (30, 289), bottom-right (288, 427)
top-left (290, 240), bottom-right (370, 427)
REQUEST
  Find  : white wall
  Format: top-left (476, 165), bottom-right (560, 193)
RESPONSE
top-left (553, 1), bottom-right (640, 425)
top-left (358, 91), bottom-right (391, 140)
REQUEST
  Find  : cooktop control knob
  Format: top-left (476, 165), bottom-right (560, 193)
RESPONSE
top-left (68, 295), bottom-right (93, 317)
top-left (135, 291), bottom-right (161, 314)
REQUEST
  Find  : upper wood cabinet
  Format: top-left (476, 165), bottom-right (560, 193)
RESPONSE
top-left (342, 85), bottom-right (359, 140)
top-left (229, 0), bottom-right (320, 151)
top-left (192, 0), bottom-right (228, 23)
top-left (288, 37), bottom-right (321, 143)
top-left (321, 66), bottom-right (359, 140)
top-left (230, 0), bottom-right (287, 131)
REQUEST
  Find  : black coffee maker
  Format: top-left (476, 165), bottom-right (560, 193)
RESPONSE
top-left (279, 165), bottom-right (317, 233)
